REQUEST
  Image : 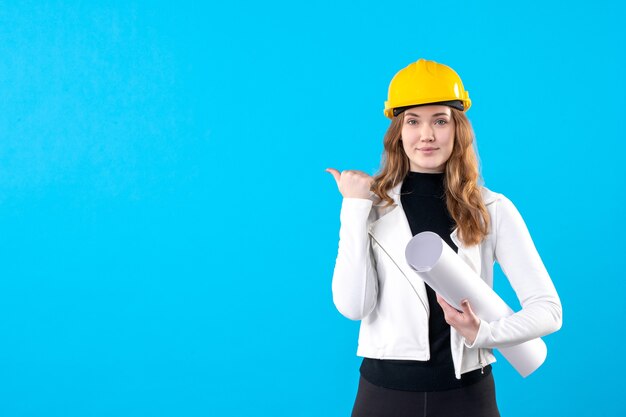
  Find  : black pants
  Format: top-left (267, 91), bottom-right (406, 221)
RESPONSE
top-left (350, 373), bottom-right (500, 417)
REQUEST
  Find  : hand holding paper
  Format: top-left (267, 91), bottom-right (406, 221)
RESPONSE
top-left (436, 295), bottom-right (480, 345)
top-left (405, 231), bottom-right (547, 377)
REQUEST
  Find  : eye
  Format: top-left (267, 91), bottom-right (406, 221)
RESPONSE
top-left (435, 119), bottom-right (448, 125)
top-left (406, 119), bottom-right (417, 125)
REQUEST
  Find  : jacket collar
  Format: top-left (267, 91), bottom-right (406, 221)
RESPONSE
top-left (368, 180), bottom-right (496, 313)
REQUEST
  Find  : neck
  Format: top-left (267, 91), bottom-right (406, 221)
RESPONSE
top-left (403, 170), bottom-right (446, 197)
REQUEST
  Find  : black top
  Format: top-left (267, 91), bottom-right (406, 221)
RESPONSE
top-left (359, 170), bottom-right (490, 391)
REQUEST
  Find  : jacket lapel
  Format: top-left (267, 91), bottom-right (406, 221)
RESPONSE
top-left (367, 179), bottom-right (489, 315)
top-left (368, 181), bottom-right (430, 314)
top-left (450, 228), bottom-right (481, 276)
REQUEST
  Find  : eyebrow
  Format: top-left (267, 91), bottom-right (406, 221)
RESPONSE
top-left (405, 112), bottom-right (450, 118)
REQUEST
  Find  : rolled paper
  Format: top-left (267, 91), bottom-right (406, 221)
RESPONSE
top-left (404, 231), bottom-right (547, 378)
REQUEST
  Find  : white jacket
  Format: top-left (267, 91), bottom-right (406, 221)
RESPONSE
top-left (331, 181), bottom-right (562, 379)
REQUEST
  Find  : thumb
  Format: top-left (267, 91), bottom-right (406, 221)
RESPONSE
top-left (325, 168), bottom-right (341, 185)
top-left (461, 299), bottom-right (476, 316)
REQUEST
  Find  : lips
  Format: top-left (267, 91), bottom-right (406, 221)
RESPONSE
top-left (419, 147), bottom-right (438, 151)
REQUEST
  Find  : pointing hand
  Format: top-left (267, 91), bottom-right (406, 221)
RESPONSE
top-left (325, 168), bottom-right (374, 199)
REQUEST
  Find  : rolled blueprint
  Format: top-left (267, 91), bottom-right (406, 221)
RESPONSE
top-left (404, 231), bottom-right (547, 378)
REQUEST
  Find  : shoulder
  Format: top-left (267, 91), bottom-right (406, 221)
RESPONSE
top-left (481, 185), bottom-right (522, 209)
top-left (481, 185), bottom-right (522, 217)
top-left (480, 185), bottom-right (504, 206)
top-left (481, 186), bottom-right (529, 231)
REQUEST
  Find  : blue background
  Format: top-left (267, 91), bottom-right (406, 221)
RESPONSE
top-left (1, 1), bottom-right (624, 416)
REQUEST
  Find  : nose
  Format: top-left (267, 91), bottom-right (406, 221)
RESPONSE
top-left (420, 124), bottom-right (435, 142)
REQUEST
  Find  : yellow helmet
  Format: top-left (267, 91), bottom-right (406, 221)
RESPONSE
top-left (383, 58), bottom-right (471, 119)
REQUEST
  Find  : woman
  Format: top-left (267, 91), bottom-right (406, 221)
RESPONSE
top-left (326, 58), bottom-right (562, 417)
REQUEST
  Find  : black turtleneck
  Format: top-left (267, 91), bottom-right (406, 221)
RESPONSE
top-left (359, 170), bottom-right (490, 391)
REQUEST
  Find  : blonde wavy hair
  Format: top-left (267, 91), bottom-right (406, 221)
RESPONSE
top-left (371, 108), bottom-right (490, 246)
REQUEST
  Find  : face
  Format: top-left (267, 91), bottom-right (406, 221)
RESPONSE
top-left (400, 105), bottom-right (455, 173)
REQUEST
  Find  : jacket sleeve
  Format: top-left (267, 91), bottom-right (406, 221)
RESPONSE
top-left (465, 194), bottom-right (563, 349)
top-left (331, 197), bottom-right (378, 321)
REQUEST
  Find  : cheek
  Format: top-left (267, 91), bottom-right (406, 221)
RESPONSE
top-left (400, 128), bottom-right (412, 148)
top-left (443, 130), bottom-right (455, 150)
top-left (437, 135), bottom-right (454, 158)
top-left (400, 140), bottom-right (412, 155)
top-left (400, 127), bottom-right (409, 140)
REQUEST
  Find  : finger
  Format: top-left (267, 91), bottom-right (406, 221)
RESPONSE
top-left (438, 300), bottom-right (459, 326)
top-left (436, 293), bottom-right (447, 307)
top-left (437, 294), bottom-right (455, 310)
top-left (462, 299), bottom-right (480, 324)
top-left (325, 168), bottom-right (341, 185)
top-left (436, 294), bottom-right (456, 315)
